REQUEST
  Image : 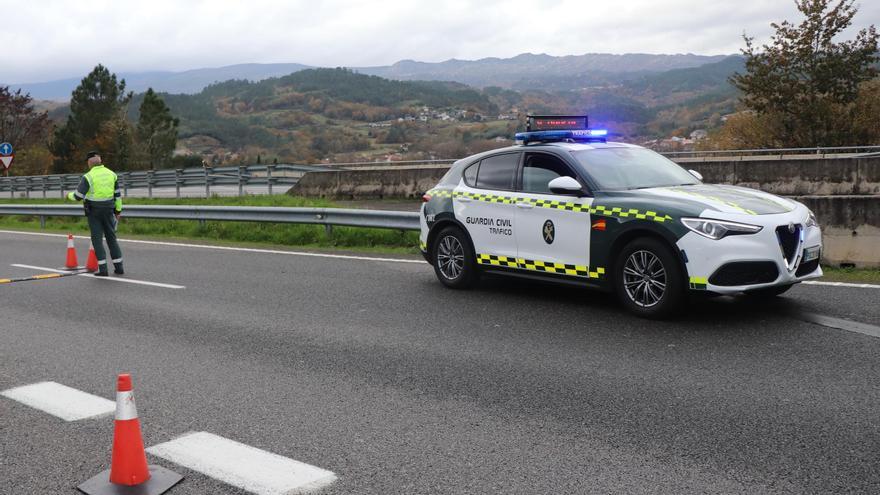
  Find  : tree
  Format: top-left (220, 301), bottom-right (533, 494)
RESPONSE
top-left (0, 87), bottom-right (51, 149)
top-left (135, 88), bottom-right (179, 170)
top-left (730, 0), bottom-right (878, 147)
top-left (51, 64), bottom-right (133, 172)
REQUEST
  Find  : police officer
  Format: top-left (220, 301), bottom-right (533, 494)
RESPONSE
top-left (67, 151), bottom-right (124, 277)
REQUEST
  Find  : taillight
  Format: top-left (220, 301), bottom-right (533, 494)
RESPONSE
top-left (422, 194), bottom-right (431, 203)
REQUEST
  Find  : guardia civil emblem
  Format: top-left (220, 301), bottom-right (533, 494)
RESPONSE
top-left (543, 220), bottom-right (555, 244)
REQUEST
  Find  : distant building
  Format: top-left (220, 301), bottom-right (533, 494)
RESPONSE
top-left (690, 129), bottom-right (708, 140)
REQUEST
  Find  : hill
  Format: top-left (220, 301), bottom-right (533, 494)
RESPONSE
top-left (38, 61), bottom-right (745, 168)
top-left (357, 53), bottom-right (731, 89)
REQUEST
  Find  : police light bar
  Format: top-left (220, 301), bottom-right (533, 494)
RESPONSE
top-left (527, 115), bottom-right (588, 131)
top-left (514, 129), bottom-right (608, 145)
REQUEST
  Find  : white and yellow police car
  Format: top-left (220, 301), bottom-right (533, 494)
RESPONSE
top-left (419, 116), bottom-right (823, 318)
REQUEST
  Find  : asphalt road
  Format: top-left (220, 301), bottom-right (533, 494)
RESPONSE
top-left (1, 230), bottom-right (879, 494)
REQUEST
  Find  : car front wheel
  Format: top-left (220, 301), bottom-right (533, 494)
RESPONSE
top-left (614, 237), bottom-right (686, 319)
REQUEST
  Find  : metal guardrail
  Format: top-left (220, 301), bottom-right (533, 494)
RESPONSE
top-left (0, 164), bottom-right (314, 199)
top-left (0, 204), bottom-right (420, 231)
top-left (0, 160), bottom-right (456, 199)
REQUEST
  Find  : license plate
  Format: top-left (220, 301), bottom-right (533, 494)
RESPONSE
top-left (803, 246), bottom-right (820, 262)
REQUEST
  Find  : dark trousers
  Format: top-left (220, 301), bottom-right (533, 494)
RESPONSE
top-left (86, 207), bottom-right (122, 265)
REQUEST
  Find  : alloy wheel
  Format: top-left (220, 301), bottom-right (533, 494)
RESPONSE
top-left (623, 250), bottom-right (667, 308)
top-left (436, 235), bottom-right (465, 280)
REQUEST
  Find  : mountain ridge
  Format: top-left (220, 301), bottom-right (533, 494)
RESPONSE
top-left (7, 53), bottom-right (732, 100)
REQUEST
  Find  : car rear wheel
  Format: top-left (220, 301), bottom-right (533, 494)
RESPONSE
top-left (432, 226), bottom-right (478, 289)
top-left (614, 237), bottom-right (686, 319)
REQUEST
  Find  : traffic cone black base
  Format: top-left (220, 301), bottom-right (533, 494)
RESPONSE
top-left (77, 465), bottom-right (183, 495)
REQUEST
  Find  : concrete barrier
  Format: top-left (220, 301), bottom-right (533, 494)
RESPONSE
top-left (289, 155), bottom-right (880, 199)
top-left (289, 166), bottom-right (450, 200)
top-left (798, 196), bottom-right (879, 268)
top-left (684, 155), bottom-right (880, 196)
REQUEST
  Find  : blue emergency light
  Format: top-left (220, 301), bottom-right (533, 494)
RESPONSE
top-left (514, 128), bottom-right (608, 145)
top-left (516, 115), bottom-right (608, 145)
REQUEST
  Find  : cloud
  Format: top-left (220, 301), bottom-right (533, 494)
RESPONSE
top-left (5, 0), bottom-right (879, 82)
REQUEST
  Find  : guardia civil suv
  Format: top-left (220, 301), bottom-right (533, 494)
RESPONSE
top-left (419, 116), bottom-right (823, 318)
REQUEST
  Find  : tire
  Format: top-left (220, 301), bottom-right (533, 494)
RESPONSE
top-left (432, 226), bottom-right (478, 289)
top-left (744, 284), bottom-right (794, 298)
top-left (614, 237), bottom-right (686, 319)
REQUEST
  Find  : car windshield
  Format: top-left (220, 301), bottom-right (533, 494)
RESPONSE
top-left (571, 147), bottom-right (700, 190)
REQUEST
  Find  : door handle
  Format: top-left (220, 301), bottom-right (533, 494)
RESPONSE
top-left (516, 202), bottom-right (534, 209)
top-left (458, 197), bottom-right (472, 203)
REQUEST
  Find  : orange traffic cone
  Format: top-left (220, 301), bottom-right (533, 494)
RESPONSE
top-left (85, 242), bottom-right (99, 273)
top-left (109, 374), bottom-right (150, 485)
top-left (65, 234), bottom-right (79, 269)
top-left (77, 374), bottom-right (183, 495)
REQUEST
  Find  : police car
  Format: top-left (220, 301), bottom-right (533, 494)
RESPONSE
top-left (419, 116), bottom-right (823, 318)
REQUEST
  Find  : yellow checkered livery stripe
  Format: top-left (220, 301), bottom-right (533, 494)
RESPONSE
top-left (477, 254), bottom-right (605, 279)
top-left (689, 276), bottom-right (708, 290)
top-left (426, 189), bottom-right (672, 222)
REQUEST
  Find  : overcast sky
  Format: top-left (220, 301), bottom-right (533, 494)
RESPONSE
top-left (6, 0), bottom-right (880, 83)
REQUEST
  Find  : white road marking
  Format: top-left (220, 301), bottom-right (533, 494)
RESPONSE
top-left (802, 280), bottom-right (880, 289)
top-left (1, 381), bottom-right (115, 421)
top-left (792, 312), bottom-right (880, 339)
top-left (0, 229), bottom-right (423, 264)
top-left (10, 264), bottom-right (185, 289)
top-left (146, 431), bottom-right (337, 495)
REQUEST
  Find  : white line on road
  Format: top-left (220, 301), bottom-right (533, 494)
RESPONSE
top-left (791, 312), bottom-right (880, 339)
top-left (147, 431), bottom-right (337, 495)
top-left (802, 280), bottom-right (880, 289)
top-left (10, 264), bottom-right (185, 289)
top-left (1, 381), bottom-right (115, 421)
top-left (0, 229), bottom-right (423, 264)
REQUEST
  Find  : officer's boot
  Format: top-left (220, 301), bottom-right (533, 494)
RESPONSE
top-left (96, 263), bottom-right (109, 277)
top-left (114, 261), bottom-right (124, 275)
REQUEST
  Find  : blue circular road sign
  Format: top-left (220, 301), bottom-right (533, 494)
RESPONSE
top-left (0, 142), bottom-right (12, 156)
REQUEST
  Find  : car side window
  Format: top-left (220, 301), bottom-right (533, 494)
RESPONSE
top-left (463, 162), bottom-right (478, 187)
top-left (521, 153), bottom-right (577, 194)
top-left (475, 153), bottom-right (518, 191)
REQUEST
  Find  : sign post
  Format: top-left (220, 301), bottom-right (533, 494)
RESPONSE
top-left (0, 142), bottom-right (14, 177)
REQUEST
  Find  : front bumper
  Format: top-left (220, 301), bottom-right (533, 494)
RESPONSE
top-left (678, 214), bottom-right (823, 294)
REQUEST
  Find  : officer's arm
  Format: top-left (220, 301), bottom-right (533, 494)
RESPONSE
top-left (113, 175), bottom-right (122, 213)
top-left (66, 176), bottom-right (89, 202)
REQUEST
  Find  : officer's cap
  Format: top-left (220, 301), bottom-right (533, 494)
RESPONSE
top-left (86, 151), bottom-right (101, 159)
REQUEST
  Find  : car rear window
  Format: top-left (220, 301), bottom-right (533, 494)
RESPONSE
top-left (475, 153), bottom-right (518, 190)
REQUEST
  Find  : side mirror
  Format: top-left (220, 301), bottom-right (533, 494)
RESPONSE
top-left (688, 169), bottom-right (703, 181)
top-left (548, 176), bottom-right (585, 196)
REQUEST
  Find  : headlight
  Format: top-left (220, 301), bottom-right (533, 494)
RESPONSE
top-left (681, 218), bottom-right (763, 240)
top-left (805, 209), bottom-right (819, 228)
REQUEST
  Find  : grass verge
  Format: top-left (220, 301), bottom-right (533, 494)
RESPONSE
top-left (819, 266), bottom-right (880, 285)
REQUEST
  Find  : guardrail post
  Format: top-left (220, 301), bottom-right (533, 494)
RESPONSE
top-left (147, 170), bottom-right (154, 199)
top-left (122, 172), bottom-right (129, 198)
top-left (41, 177), bottom-right (47, 198)
top-left (267, 165), bottom-right (274, 195)
top-left (325, 224), bottom-right (333, 236)
top-left (238, 165), bottom-right (245, 196)
top-left (175, 169), bottom-right (182, 198)
top-left (39, 215), bottom-right (46, 229)
top-left (25, 178), bottom-right (31, 199)
top-left (205, 166), bottom-right (211, 198)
